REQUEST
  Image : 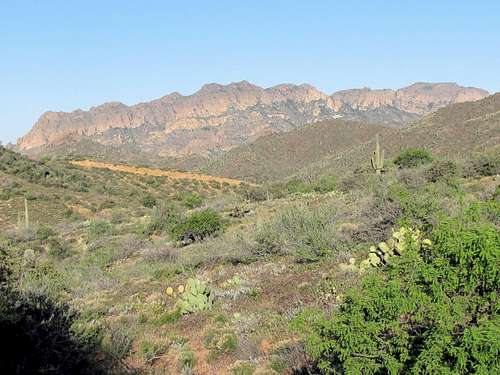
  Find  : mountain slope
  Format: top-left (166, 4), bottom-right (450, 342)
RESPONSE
top-left (201, 93), bottom-right (500, 181)
top-left (17, 81), bottom-right (487, 157)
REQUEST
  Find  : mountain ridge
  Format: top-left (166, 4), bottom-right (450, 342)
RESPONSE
top-left (17, 81), bottom-right (488, 157)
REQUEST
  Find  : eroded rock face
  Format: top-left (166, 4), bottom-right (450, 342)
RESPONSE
top-left (331, 83), bottom-right (489, 114)
top-left (17, 81), bottom-right (488, 156)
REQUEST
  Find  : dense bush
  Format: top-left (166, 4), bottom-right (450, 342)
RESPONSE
top-left (463, 153), bottom-right (500, 178)
top-left (294, 201), bottom-right (500, 374)
top-left (240, 186), bottom-right (268, 202)
top-left (425, 160), bottom-right (458, 183)
top-left (169, 209), bottom-right (223, 245)
top-left (0, 146), bottom-right (90, 191)
top-left (141, 193), bottom-right (157, 208)
top-left (393, 148), bottom-right (433, 168)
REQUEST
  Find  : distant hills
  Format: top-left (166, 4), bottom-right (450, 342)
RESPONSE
top-left (17, 81), bottom-right (487, 157)
top-left (201, 93), bottom-right (500, 181)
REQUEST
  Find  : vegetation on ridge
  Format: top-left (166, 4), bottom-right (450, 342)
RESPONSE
top-left (0, 91), bottom-right (499, 375)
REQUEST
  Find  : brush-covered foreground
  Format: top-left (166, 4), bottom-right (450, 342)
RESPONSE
top-left (0, 145), bottom-right (499, 374)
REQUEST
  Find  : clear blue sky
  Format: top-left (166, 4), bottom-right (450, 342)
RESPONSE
top-left (1, 0), bottom-right (499, 144)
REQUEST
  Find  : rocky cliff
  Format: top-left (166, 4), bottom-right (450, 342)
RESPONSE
top-left (17, 81), bottom-right (488, 156)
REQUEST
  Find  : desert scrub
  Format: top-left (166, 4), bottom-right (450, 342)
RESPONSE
top-left (177, 191), bottom-right (203, 208)
top-left (139, 340), bottom-right (165, 363)
top-left (87, 219), bottom-right (113, 242)
top-left (462, 152), bottom-right (500, 178)
top-left (394, 148), bottom-right (433, 168)
top-left (203, 328), bottom-right (238, 361)
top-left (141, 193), bottom-right (157, 208)
top-left (144, 202), bottom-right (182, 236)
top-left (294, 201), bottom-right (500, 374)
top-left (425, 160), bottom-right (458, 183)
top-left (230, 360), bottom-right (255, 375)
top-left (169, 209), bottom-right (223, 245)
top-left (254, 203), bottom-right (336, 262)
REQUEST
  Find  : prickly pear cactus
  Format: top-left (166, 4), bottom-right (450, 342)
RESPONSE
top-left (359, 227), bottom-right (432, 271)
top-left (178, 278), bottom-right (214, 314)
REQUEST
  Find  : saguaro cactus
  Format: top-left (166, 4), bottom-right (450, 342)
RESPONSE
top-left (371, 134), bottom-right (385, 174)
top-left (24, 197), bottom-right (30, 230)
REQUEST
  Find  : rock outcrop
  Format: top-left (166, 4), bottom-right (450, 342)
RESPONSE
top-left (17, 81), bottom-right (488, 156)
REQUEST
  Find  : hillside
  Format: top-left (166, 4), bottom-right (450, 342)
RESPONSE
top-left (1, 142), bottom-right (498, 373)
top-left (17, 82), bottom-right (487, 158)
top-left (201, 120), bottom-right (387, 181)
top-left (202, 93), bottom-right (500, 181)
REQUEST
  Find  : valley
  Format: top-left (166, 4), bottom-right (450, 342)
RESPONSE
top-left (1, 90), bottom-right (499, 373)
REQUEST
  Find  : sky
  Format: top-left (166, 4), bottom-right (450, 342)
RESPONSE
top-left (1, 0), bottom-right (499, 144)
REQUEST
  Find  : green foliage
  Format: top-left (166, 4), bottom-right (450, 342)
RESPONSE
top-left (359, 227), bottom-right (431, 269)
top-left (278, 176), bottom-right (338, 195)
top-left (139, 340), bottom-right (165, 362)
top-left (0, 146), bottom-right (90, 191)
top-left (425, 160), bottom-right (458, 183)
top-left (204, 328), bottom-right (238, 361)
top-left (177, 191), bottom-right (203, 208)
top-left (391, 185), bottom-right (441, 231)
top-left (231, 361), bottom-right (256, 375)
top-left (46, 237), bottom-right (72, 259)
top-left (295, 202), bottom-right (500, 374)
top-left (87, 219), bottom-right (113, 242)
top-left (179, 349), bottom-right (197, 371)
top-left (254, 203), bottom-right (335, 262)
top-left (169, 208), bottom-right (223, 244)
top-left (156, 307), bottom-right (182, 325)
top-left (141, 193), bottom-right (157, 208)
top-left (36, 224), bottom-right (56, 241)
top-left (463, 153), bottom-right (500, 178)
top-left (144, 203), bottom-right (182, 236)
top-left (394, 148), bottom-right (433, 168)
top-left (240, 186), bottom-right (268, 202)
top-left (178, 278), bottom-right (214, 314)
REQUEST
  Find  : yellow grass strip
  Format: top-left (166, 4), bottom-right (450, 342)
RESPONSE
top-left (70, 160), bottom-right (251, 186)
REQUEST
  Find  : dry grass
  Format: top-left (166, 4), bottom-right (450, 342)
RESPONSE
top-left (71, 160), bottom-right (251, 186)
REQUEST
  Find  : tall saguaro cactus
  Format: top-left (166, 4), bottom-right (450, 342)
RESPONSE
top-left (371, 134), bottom-right (385, 174)
top-left (24, 197), bottom-right (30, 230)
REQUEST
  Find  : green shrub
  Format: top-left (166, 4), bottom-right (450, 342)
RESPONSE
top-left (241, 187), bottom-right (268, 202)
top-left (87, 220), bottom-right (112, 242)
top-left (144, 203), bottom-right (182, 236)
top-left (425, 160), bottom-right (458, 183)
top-left (254, 203), bottom-right (335, 262)
top-left (204, 328), bottom-right (238, 361)
top-left (177, 191), bottom-right (203, 208)
top-left (141, 193), bottom-right (157, 208)
top-left (169, 209), bottom-right (223, 244)
top-left (36, 224), bottom-right (56, 241)
top-left (294, 202), bottom-right (500, 374)
top-left (46, 237), bottom-right (72, 259)
top-left (394, 148), bottom-right (433, 168)
top-left (463, 153), bottom-right (500, 178)
top-left (391, 185), bottom-right (441, 232)
top-left (179, 349), bottom-right (197, 371)
top-left (139, 340), bottom-right (164, 362)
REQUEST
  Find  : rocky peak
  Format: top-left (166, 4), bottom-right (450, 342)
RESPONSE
top-left (17, 81), bottom-right (488, 155)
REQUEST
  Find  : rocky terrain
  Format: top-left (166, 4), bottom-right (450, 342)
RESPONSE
top-left (202, 92), bottom-right (500, 181)
top-left (17, 82), bottom-right (488, 157)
